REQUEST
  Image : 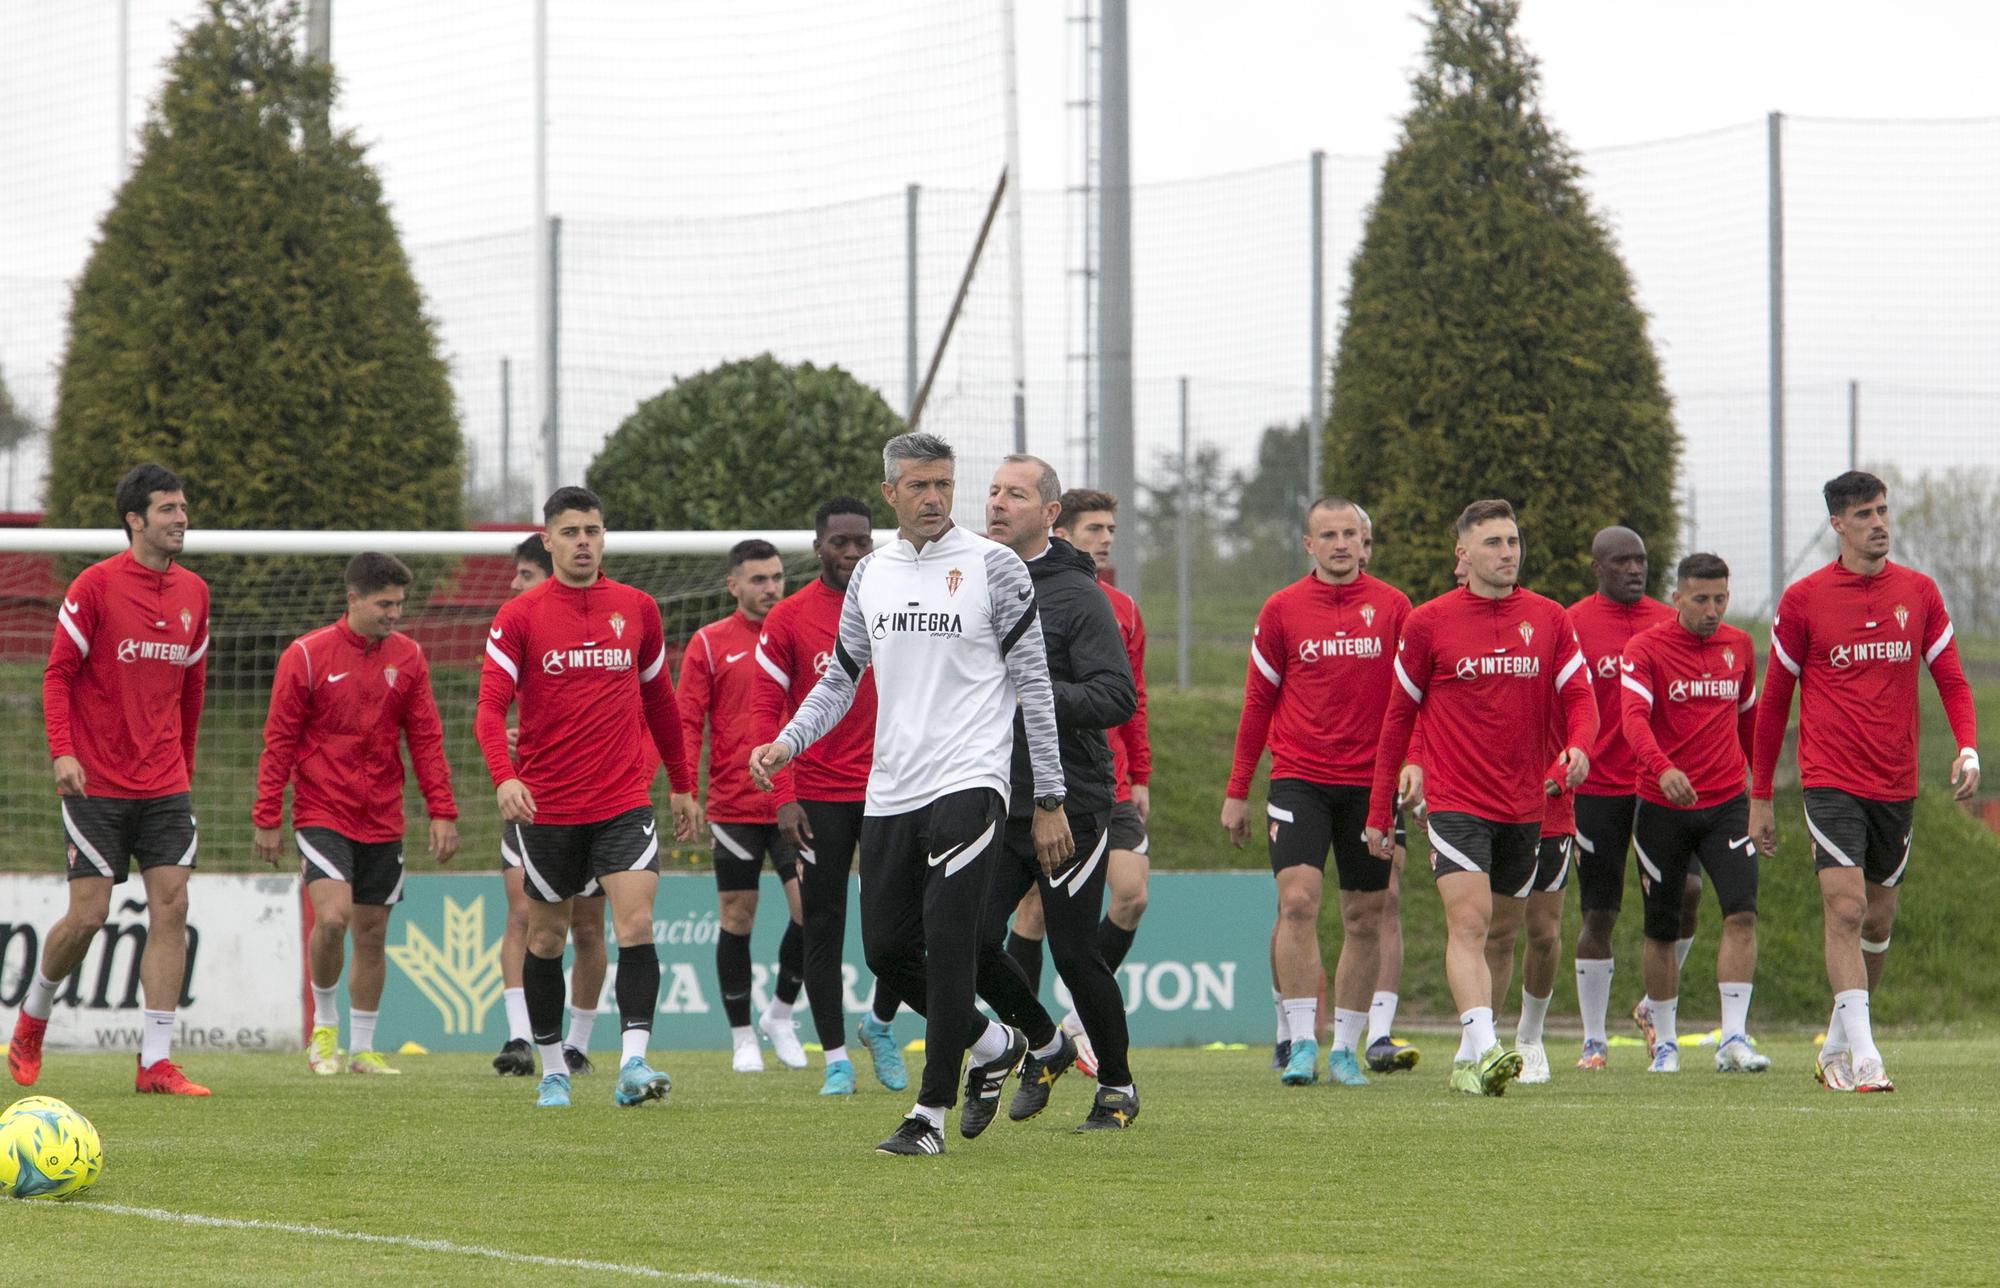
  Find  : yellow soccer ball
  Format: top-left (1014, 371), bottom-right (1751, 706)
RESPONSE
top-left (0, 1096), bottom-right (104, 1200)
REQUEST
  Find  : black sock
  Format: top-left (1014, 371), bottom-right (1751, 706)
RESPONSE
top-left (717, 929), bottom-right (753, 1027)
top-left (523, 950), bottom-right (566, 1047)
top-left (871, 980), bottom-right (903, 1025)
top-left (1006, 930), bottom-right (1045, 994)
top-left (1097, 917), bottom-right (1137, 971)
top-left (614, 941), bottom-right (659, 1036)
top-left (776, 920), bottom-right (804, 1006)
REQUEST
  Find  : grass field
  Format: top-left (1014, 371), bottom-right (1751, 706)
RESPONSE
top-left (5, 1039), bottom-right (1998, 1285)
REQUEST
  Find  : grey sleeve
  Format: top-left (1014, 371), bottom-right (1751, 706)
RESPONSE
top-left (777, 557), bottom-right (871, 754)
top-left (988, 548), bottom-right (1065, 800)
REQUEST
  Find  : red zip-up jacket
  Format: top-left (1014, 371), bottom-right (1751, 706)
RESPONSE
top-left (1369, 586), bottom-right (1596, 828)
top-left (678, 609), bottom-right (774, 824)
top-left (254, 619), bottom-right (455, 840)
top-left (1620, 619), bottom-right (1757, 809)
top-left (1100, 579), bottom-right (1150, 801)
top-left (752, 578), bottom-right (876, 806)
top-left (1230, 572), bottom-right (1413, 796)
top-left (475, 573), bottom-right (694, 824)
top-left (1567, 591), bottom-right (1676, 797)
top-left (44, 550), bottom-right (209, 798)
top-left (1752, 560), bottom-right (1976, 802)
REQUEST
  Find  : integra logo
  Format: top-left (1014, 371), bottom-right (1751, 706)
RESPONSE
top-left (1668, 678), bottom-right (1740, 702)
top-left (1298, 637), bottom-right (1382, 663)
top-left (116, 638), bottom-right (191, 665)
top-left (873, 610), bottom-right (963, 640)
top-left (1454, 654), bottom-right (1541, 679)
top-left (1828, 640), bottom-right (1912, 670)
top-left (542, 647), bottom-right (634, 675)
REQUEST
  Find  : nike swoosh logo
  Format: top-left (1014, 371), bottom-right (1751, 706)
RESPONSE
top-left (64, 599), bottom-right (79, 613)
top-left (928, 841), bottom-right (967, 868)
top-left (1017, 588), bottom-right (1031, 601)
top-left (490, 627), bottom-right (504, 639)
top-left (642, 822), bottom-right (657, 836)
top-left (724, 651), bottom-right (749, 664)
top-left (327, 673), bottom-right (349, 683)
top-left (1730, 836), bottom-right (1753, 852)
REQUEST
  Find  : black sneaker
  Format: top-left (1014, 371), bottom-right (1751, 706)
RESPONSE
top-left (492, 1038), bottom-right (533, 1077)
top-left (1074, 1085), bottom-right (1139, 1132)
top-left (1271, 1039), bottom-right (1291, 1070)
top-left (875, 1114), bottom-right (945, 1156)
top-left (563, 1045), bottom-right (594, 1076)
top-left (958, 1026), bottom-right (1028, 1140)
top-left (1008, 1033), bottom-right (1077, 1122)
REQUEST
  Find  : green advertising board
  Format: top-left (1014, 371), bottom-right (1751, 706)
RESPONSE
top-left (353, 872), bottom-right (1276, 1054)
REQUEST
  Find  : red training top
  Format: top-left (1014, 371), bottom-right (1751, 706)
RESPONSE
top-left (1566, 591), bottom-right (1676, 797)
top-left (254, 619), bottom-right (455, 840)
top-left (1100, 578), bottom-right (1151, 801)
top-left (1620, 619), bottom-right (1757, 809)
top-left (475, 573), bottom-right (694, 824)
top-left (1752, 560), bottom-right (1977, 802)
top-left (1368, 586), bottom-right (1597, 828)
top-left (1229, 572), bottom-right (1412, 796)
top-left (752, 578), bottom-right (876, 805)
top-left (44, 551), bottom-right (210, 798)
top-left (678, 609), bottom-right (775, 824)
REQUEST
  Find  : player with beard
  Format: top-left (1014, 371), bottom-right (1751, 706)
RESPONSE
top-left (753, 498), bottom-right (909, 1097)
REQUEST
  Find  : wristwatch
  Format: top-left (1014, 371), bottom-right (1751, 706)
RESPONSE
top-left (1036, 794), bottom-right (1065, 813)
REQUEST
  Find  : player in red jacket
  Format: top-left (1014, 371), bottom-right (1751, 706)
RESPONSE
top-left (1622, 552), bottom-right (1766, 1075)
top-left (491, 537), bottom-right (609, 1079)
top-left (1224, 498), bottom-right (1413, 1088)
top-left (680, 539), bottom-right (807, 1074)
top-left (754, 497), bottom-right (908, 1097)
top-left (9, 464), bottom-right (212, 1096)
top-left (1751, 471), bottom-right (1979, 1093)
top-left (253, 553), bottom-right (459, 1076)
top-left (1365, 500), bottom-right (1596, 1096)
top-left (474, 487), bottom-right (701, 1109)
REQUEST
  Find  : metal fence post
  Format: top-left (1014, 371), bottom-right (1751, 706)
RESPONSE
top-left (1309, 150), bottom-right (1325, 501)
top-left (1767, 110), bottom-right (1785, 609)
top-left (1177, 377), bottom-right (1191, 691)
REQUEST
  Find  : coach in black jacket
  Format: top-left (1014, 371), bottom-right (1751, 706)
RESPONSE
top-left (958, 455), bottom-right (1140, 1137)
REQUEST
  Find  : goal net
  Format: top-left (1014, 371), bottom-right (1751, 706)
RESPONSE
top-left (0, 529), bottom-right (845, 877)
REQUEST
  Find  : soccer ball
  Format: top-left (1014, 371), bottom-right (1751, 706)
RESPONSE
top-left (0, 1096), bottom-right (104, 1200)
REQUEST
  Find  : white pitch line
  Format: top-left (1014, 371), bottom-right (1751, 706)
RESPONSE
top-left (39, 1201), bottom-right (795, 1287)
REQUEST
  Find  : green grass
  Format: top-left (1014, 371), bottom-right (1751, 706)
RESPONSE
top-left (6, 1041), bottom-right (1999, 1285)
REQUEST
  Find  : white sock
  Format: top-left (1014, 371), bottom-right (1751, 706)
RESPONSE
top-left (350, 1009), bottom-right (378, 1054)
top-left (23, 970), bottom-right (58, 1021)
top-left (538, 1040), bottom-right (567, 1075)
top-left (502, 987), bottom-right (531, 1043)
top-left (1272, 988), bottom-right (1287, 1042)
top-left (621, 1026), bottom-right (648, 1062)
top-left (968, 1021), bottom-right (1011, 1066)
top-left (1282, 998), bottom-right (1318, 1045)
top-left (1105, 1082), bottom-right (1136, 1096)
top-left (1517, 990), bottom-right (1552, 1047)
top-left (1653, 995), bottom-right (1679, 1049)
top-left (1331, 1007), bottom-right (1367, 1054)
top-left (1718, 982), bottom-right (1752, 1039)
top-left (1674, 937), bottom-right (1694, 969)
top-left (1834, 988), bottom-right (1877, 1061)
top-left (1367, 991), bottom-right (1398, 1045)
top-left (1031, 1032), bottom-right (1065, 1061)
top-left (1821, 1001), bottom-right (1849, 1055)
top-left (824, 1044), bottom-right (849, 1066)
top-left (766, 998), bottom-right (794, 1024)
top-left (1575, 958), bottom-right (1613, 1045)
top-left (565, 1007), bottom-right (598, 1053)
top-left (1458, 1006), bottom-right (1497, 1058)
top-left (910, 1102), bottom-right (944, 1129)
top-left (140, 1009), bottom-right (174, 1067)
top-left (311, 984), bottom-right (339, 1029)
top-left (730, 1024), bottom-right (755, 1049)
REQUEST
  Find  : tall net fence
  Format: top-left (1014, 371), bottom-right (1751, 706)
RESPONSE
top-left (0, 542), bottom-right (823, 873)
top-left (3, 7), bottom-right (1997, 646)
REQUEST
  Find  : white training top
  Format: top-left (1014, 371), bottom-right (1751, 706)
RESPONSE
top-left (778, 522), bottom-right (1064, 816)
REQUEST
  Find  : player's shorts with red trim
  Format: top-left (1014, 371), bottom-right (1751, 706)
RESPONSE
top-left (710, 821), bottom-right (800, 892)
top-left (1425, 810), bottom-right (1539, 898)
top-left (297, 827), bottom-right (406, 906)
top-left (516, 807), bottom-right (658, 903)
top-left (62, 792), bottom-right (196, 885)
top-left (1802, 788), bottom-right (1915, 887)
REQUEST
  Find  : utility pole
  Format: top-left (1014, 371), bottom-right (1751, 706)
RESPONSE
top-left (1308, 150), bottom-right (1325, 501)
top-left (1767, 110), bottom-right (1786, 610)
top-left (1098, 0), bottom-right (1134, 596)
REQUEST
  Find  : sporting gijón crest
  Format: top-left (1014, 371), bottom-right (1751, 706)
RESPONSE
top-left (946, 567), bottom-right (963, 596)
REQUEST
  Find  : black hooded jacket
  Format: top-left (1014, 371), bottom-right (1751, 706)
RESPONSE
top-left (1007, 536), bottom-right (1137, 818)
